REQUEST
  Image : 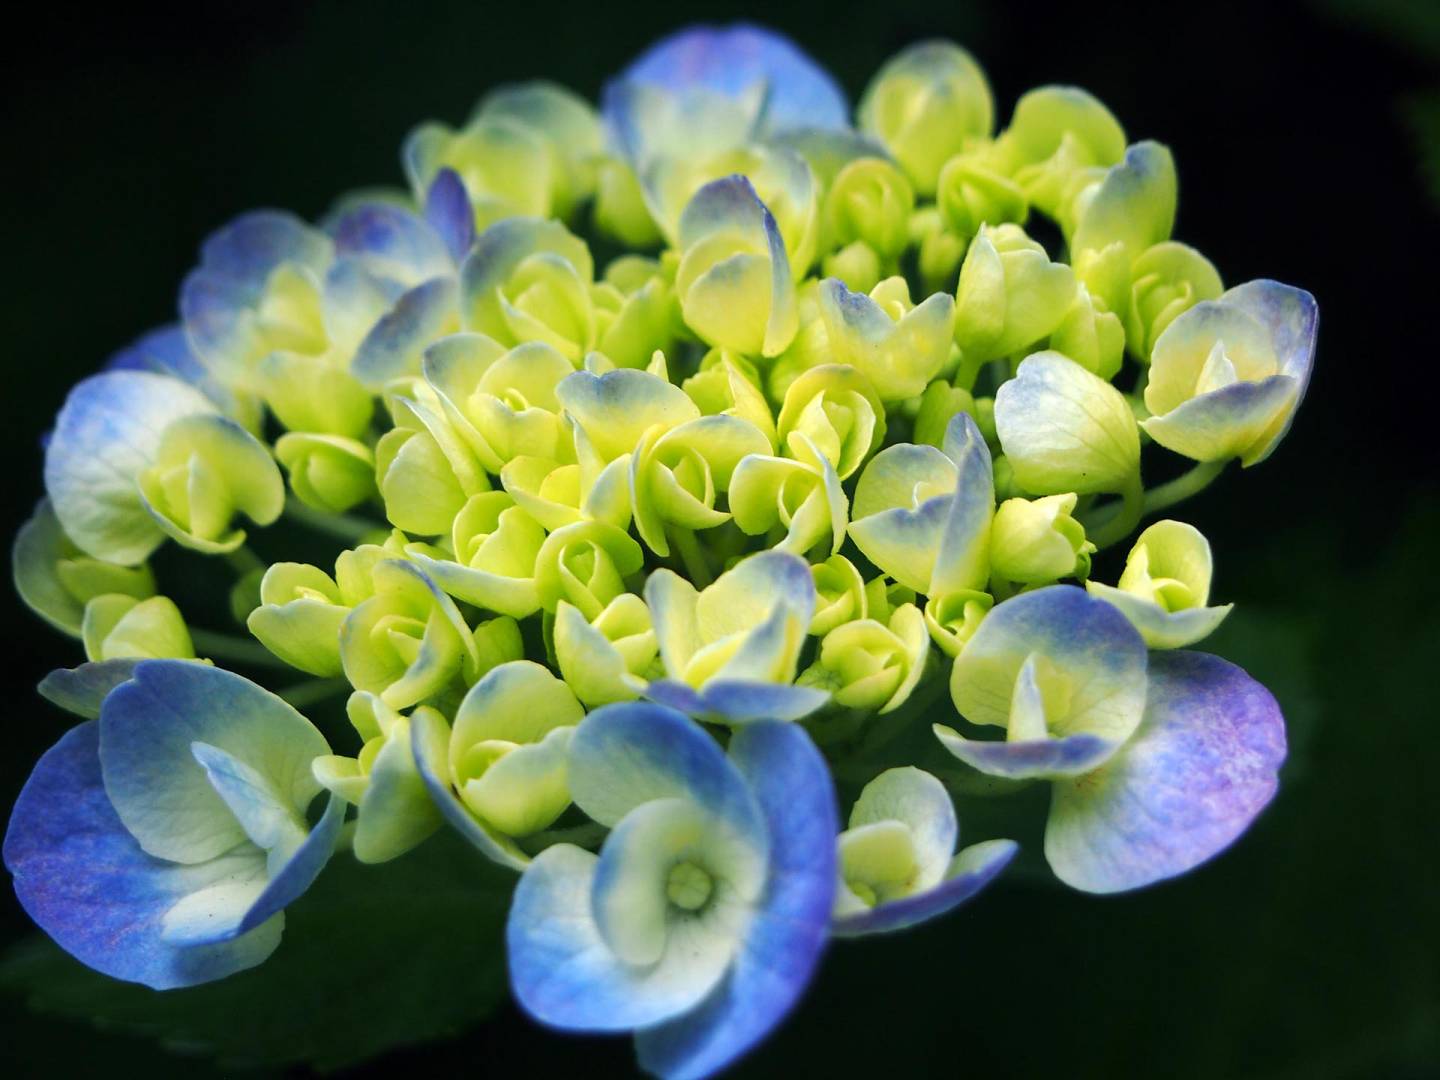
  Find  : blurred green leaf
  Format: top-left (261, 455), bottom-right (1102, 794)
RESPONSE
top-left (0, 829), bottom-right (513, 1071)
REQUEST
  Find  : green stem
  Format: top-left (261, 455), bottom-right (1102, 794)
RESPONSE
top-left (190, 629), bottom-right (291, 670)
top-left (1142, 459), bottom-right (1227, 516)
top-left (669, 526), bottom-right (713, 589)
top-left (283, 495), bottom-right (379, 543)
top-left (225, 544), bottom-right (265, 577)
top-left (953, 350), bottom-right (984, 393)
top-left (276, 678), bottom-right (350, 709)
top-left (1087, 471), bottom-right (1146, 551)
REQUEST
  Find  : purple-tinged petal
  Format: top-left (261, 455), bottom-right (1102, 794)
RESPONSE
top-left (331, 202), bottom-right (453, 286)
top-left (832, 838), bottom-right (1017, 936)
top-left (37, 659), bottom-right (141, 720)
top-left (933, 727), bottom-right (1118, 779)
top-left (3, 722), bottom-right (282, 989)
top-left (635, 721), bottom-right (838, 1080)
top-left (606, 23), bottom-right (848, 138)
top-left (1141, 375), bottom-right (1299, 467)
top-left (1217, 279), bottom-right (1318, 466)
top-left (646, 679), bottom-right (829, 725)
top-left (351, 276), bottom-right (458, 389)
top-left (1045, 650), bottom-right (1286, 893)
top-left (424, 168), bottom-right (476, 265)
top-left (195, 209), bottom-right (331, 289)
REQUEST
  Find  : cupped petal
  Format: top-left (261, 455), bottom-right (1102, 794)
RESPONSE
top-left (1142, 374), bottom-right (1300, 466)
top-left (507, 842), bottom-right (740, 1033)
top-left (635, 721), bottom-right (838, 1080)
top-left (1045, 650), bottom-right (1285, 893)
top-left (44, 372), bottom-right (218, 565)
top-left (568, 702), bottom-right (764, 840)
top-left (1086, 582), bottom-right (1233, 650)
top-left (351, 276), bottom-right (459, 388)
top-left (3, 722), bottom-right (282, 989)
top-left (832, 838), bottom-right (1017, 937)
top-left (409, 706), bottom-right (530, 870)
top-left (99, 661), bottom-right (329, 865)
top-left (934, 725), bottom-right (1117, 779)
top-left (1223, 281), bottom-right (1317, 465)
top-left (848, 767), bottom-right (956, 886)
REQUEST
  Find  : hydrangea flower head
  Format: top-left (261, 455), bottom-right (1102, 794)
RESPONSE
top-left (8, 23), bottom-right (1313, 1079)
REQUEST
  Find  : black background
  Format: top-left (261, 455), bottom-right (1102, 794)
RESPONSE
top-left (2, 1), bottom-right (1438, 1077)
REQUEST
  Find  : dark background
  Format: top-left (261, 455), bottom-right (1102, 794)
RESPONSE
top-left (3, 1), bottom-right (1438, 1076)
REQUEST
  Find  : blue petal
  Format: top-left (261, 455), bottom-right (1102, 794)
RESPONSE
top-left (568, 702), bottom-right (762, 834)
top-left (1219, 279), bottom-right (1319, 466)
top-left (332, 202), bottom-right (453, 287)
top-left (1045, 650), bottom-right (1286, 894)
top-left (3, 722), bottom-right (282, 989)
top-left (606, 23), bottom-right (848, 138)
top-left (350, 276), bottom-right (458, 388)
top-left (931, 413), bottom-right (995, 597)
top-left (105, 324), bottom-right (249, 424)
top-left (832, 839), bottom-right (1017, 937)
top-left (508, 843), bottom-right (729, 1032)
top-left (646, 679), bottom-right (829, 724)
top-left (933, 728), bottom-right (1118, 779)
top-left (99, 660), bottom-right (329, 865)
top-left (635, 721), bottom-right (838, 1080)
top-left (37, 659), bottom-right (141, 720)
top-left (424, 168), bottom-right (476, 265)
top-left (230, 791), bottom-right (343, 938)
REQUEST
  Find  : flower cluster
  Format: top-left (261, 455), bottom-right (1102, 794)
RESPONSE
top-left (7, 24), bottom-right (1309, 1079)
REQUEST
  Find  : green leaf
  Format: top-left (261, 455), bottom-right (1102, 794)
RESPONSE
top-left (0, 829), bottom-right (514, 1071)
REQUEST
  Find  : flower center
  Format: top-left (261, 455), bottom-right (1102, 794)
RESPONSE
top-left (666, 861), bottom-right (714, 911)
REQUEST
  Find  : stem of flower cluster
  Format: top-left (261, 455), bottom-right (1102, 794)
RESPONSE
top-left (670, 526), bottom-right (714, 589)
top-left (1141, 459), bottom-right (1227, 516)
top-left (190, 629), bottom-right (292, 670)
top-left (1087, 472), bottom-right (1146, 551)
top-left (283, 495), bottom-right (379, 543)
top-left (276, 678), bottom-right (351, 709)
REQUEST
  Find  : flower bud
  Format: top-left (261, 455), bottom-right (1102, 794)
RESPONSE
top-left (553, 594), bottom-right (658, 706)
top-left (340, 559), bottom-right (480, 710)
top-left (859, 41), bottom-right (994, 196)
top-left (136, 414), bottom-right (284, 555)
top-left (1049, 284), bottom-right (1125, 380)
top-left (822, 239), bottom-right (883, 294)
top-left (1141, 280), bottom-right (1317, 466)
top-left (683, 351), bottom-right (778, 449)
top-left (275, 433), bottom-right (376, 514)
top-left (375, 397), bottom-right (490, 537)
top-left (730, 431), bottom-right (849, 557)
top-left (1087, 519), bottom-right (1232, 648)
top-left (819, 276), bottom-right (954, 402)
top-left (460, 217), bottom-right (597, 361)
top-left (994, 351), bottom-right (1140, 495)
top-left (254, 351), bottom-right (374, 438)
top-left (954, 224), bottom-right (1076, 365)
top-left (923, 588), bottom-right (992, 658)
top-left (82, 594), bottom-right (194, 663)
top-left (1067, 141), bottom-right (1177, 261)
top-left (534, 520), bottom-right (645, 619)
top-left (447, 661), bottom-right (583, 837)
top-left (593, 157), bottom-right (664, 248)
top-left (776, 364), bottom-right (885, 480)
top-left (474, 81), bottom-right (602, 220)
top-left (406, 491), bottom-right (548, 618)
top-left (811, 602), bottom-right (929, 713)
top-left (909, 206), bottom-right (967, 294)
top-left (404, 115), bottom-right (558, 228)
top-left (992, 86), bottom-right (1126, 218)
top-left (810, 554), bottom-right (868, 635)
top-left (913, 380), bottom-right (977, 450)
top-left (247, 561), bottom-right (352, 676)
top-left (13, 500), bottom-right (157, 637)
top-left (312, 692), bottom-right (441, 864)
top-left (823, 157), bottom-right (915, 263)
top-left (592, 257), bottom-right (679, 370)
top-left (1124, 242), bottom-right (1223, 361)
top-left (674, 175), bottom-right (798, 357)
top-left (990, 494), bottom-right (1095, 584)
top-left (936, 153), bottom-right (1028, 238)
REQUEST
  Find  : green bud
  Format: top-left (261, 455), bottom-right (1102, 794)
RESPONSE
top-left (909, 207), bottom-right (968, 294)
top-left (936, 153), bottom-right (1028, 238)
top-left (992, 85), bottom-right (1126, 218)
top-left (405, 115), bottom-right (557, 227)
top-left (255, 351), bottom-right (374, 438)
top-left (1124, 242), bottom-right (1223, 361)
top-left (923, 588), bottom-right (992, 657)
top-left (275, 433), bottom-right (376, 514)
top-left (593, 157), bottom-right (665, 248)
top-left (475, 81), bottom-right (602, 221)
top-left (859, 41), bottom-right (994, 197)
top-left (812, 602), bottom-right (929, 713)
top-left (776, 364), bottom-right (885, 480)
top-left (810, 554), bottom-right (868, 636)
top-left (822, 240), bottom-right (883, 294)
top-left (913, 380), bottom-right (977, 450)
top-left (136, 414), bottom-right (285, 555)
top-left (553, 594), bottom-right (657, 707)
top-left (823, 157), bottom-right (915, 262)
top-left (990, 494), bottom-right (1095, 584)
top-left (1087, 519), bottom-right (1232, 648)
top-left (247, 561), bottom-right (350, 676)
top-left (82, 594), bottom-right (194, 662)
top-left (954, 223), bottom-right (1076, 365)
top-left (592, 261), bottom-right (679, 370)
top-left (534, 520), bottom-right (645, 619)
top-left (683, 353), bottom-right (778, 449)
top-left (820, 276), bottom-right (955, 402)
top-left (13, 499), bottom-right (156, 637)
top-left (1050, 284), bottom-right (1126, 380)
